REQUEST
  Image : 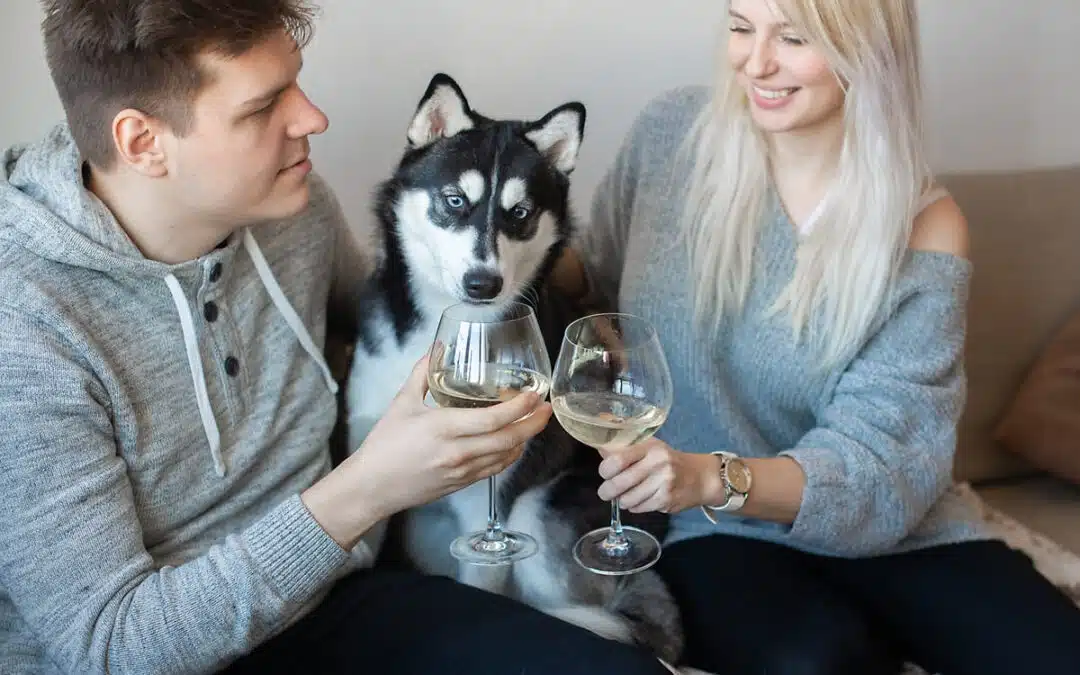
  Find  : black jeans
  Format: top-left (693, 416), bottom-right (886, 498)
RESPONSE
top-left (221, 568), bottom-right (673, 675)
top-left (656, 534), bottom-right (1080, 675)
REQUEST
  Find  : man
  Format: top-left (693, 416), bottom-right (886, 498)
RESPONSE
top-left (0, 2), bottom-right (673, 674)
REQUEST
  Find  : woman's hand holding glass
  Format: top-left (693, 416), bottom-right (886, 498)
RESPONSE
top-left (550, 313), bottom-right (674, 576)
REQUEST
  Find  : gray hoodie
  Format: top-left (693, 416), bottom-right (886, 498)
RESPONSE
top-left (0, 123), bottom-right (380, 674)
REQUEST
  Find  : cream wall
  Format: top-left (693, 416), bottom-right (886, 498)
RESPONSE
top-left (2, 1), bottom-right (1077, 224)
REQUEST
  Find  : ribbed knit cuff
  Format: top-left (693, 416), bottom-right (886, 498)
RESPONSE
top-left (245, 494), bottom-right (351, 602)
top-left (776, 446), bottom-right (845, 545)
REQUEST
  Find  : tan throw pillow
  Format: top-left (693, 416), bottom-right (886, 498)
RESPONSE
top-left (995, 308), bottom-right (1080, 486)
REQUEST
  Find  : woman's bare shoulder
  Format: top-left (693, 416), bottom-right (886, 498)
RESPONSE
top-left (910, 193), bottom-right (970, 260)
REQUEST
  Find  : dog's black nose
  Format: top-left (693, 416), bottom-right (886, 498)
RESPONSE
top-left (463, 270), bottom-right (503, 300)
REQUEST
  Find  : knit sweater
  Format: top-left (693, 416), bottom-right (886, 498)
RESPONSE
top-left (0, 124), bottom-right (380, 674)
top-left (579, 86), bottom-right (996, 558)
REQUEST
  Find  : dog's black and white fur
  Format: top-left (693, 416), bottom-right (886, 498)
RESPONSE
top-left (340, 74), bottom-right (688, 666)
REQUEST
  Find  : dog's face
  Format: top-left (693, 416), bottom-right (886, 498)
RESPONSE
top-left (387, 74), bottom-right (585, 312)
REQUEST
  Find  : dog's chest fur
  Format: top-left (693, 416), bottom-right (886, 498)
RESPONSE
top-left (344, 297), bottom-right (442, 450)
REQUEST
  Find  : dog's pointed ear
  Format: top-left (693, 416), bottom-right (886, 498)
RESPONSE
top-left (524, 102), bottom-right (586, 174)
top-left (407, 73), bottom-right (476, 148)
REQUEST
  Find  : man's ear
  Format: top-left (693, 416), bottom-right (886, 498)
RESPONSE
top-left (109, 109), bottom-right (168, 177)
top-left (524, 102), bottom-right (586, 174)
top-left (406, 73), bottom-right (478, 148)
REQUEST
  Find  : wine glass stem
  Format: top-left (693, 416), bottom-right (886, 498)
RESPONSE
top-left (604, 498), bottom-right (630, 553)
top-left (484, 475), bottom-right (504, 542)
top-left (609, 498), bottom-right (624, 536)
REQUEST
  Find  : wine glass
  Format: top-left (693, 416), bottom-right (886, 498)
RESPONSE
top-left (550, 313), bottom-right (673, 575)
top-left (427, 301), bottom-right (552, 566)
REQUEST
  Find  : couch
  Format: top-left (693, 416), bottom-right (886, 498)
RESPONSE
top-left (940, 165), bottom-right (1080, 556)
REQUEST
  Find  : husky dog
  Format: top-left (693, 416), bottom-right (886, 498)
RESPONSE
top-left (341, 73), bottom-right (685, 665)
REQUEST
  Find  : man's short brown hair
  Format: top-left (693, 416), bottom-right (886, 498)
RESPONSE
top-left (41, 0), bottom-right (317, 169)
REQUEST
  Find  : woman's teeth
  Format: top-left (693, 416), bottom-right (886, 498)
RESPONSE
top-left (754, 86), bottom-right (798, 99)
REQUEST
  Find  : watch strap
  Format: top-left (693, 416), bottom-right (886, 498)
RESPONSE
top-left (701, 451), bottom-right (749, 523)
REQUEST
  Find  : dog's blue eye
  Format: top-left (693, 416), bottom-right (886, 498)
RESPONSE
top-left (445, 195), bottom-right (465, 209)
top-left (511, 206), bottom-right (530, 220)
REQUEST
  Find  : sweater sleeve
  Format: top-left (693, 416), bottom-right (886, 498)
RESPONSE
top-left (778, 254), bottom-right (971, 556)
top-left (0, 308), bottom-right (352, 675)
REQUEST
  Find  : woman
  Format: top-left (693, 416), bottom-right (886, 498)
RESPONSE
top-left (555, 1), bottom-right (1080, 674)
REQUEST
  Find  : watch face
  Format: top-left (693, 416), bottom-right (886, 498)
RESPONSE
top-left (727, 459), bottom-right (751, 493)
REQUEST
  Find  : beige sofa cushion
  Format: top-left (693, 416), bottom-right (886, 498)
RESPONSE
top-left (994, 308), bottom-right (1080, 485)
top-left (976, 475), bottom-right (1080, 557)
top-left (938, 166), bottom-right (1080, 483)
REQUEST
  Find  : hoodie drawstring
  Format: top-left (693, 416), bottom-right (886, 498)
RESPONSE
top-left (165, 228), bottom-right (340, 478)
top-left (242, 229), bottom-right (339, 395)
top-left (165, 273), bottom-right (226, 477)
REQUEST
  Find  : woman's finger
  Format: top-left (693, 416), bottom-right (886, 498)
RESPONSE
top-left (598, 453), bottom-right (658, 501)
top-left (616, 472), bottom-right (666, 512)
top-left (598, 442), bottom-right (652, 480)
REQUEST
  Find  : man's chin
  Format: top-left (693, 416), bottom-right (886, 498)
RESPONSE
top-left (280, 178), bottom-right (314, 212)
top-left (249, 185), bottom-right (312, 225)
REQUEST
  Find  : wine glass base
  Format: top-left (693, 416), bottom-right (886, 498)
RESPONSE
top-left (572, 526), bottom-right (661, 576)
top-left (450, 530), bottom-right (538, 566)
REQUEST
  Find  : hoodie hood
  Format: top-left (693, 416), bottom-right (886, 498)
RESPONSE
top-left (0, 122), bottom-right (181, 278)
top-left (1, 123), bottom-right (338, 478)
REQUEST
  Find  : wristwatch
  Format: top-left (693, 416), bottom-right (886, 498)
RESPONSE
top-left (701, 451), bottom-right (752, 523)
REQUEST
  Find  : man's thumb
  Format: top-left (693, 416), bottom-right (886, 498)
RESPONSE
top-left (400, 354), bottom-right (431, 401)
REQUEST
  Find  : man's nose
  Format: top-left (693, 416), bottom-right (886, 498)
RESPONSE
top-left (287, 86), bottom-right (329, 138)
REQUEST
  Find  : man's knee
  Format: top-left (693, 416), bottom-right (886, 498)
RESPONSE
top-left (370, 571), bottom-right (672, 674)
top-left (564, 633), bottom-right (674, 675)
top-left (511, 604), bottom-right (670, 675)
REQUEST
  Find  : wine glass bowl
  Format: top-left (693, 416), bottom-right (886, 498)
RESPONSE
top-left (427, 301), bottom-right (552, 565)
top-left (550, 313), bottom-right (673, 575)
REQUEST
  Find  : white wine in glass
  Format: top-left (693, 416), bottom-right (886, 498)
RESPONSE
top-left (550, 313), bottom-right (673, 575)
top-left (429, 365), bottom-right (549, 410)
top-left (427, 301), bottom-right (552, 565)
top-left (551, 392), bottom-right (667, 451)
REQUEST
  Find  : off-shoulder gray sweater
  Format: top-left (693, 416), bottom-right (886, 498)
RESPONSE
top-left (579, 86), bottom-right (995, 557)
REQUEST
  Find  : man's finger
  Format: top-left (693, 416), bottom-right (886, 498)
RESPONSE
top-left (437, 390), bottom-right (545, 437)
top-left (462, 443), bottom-right (527, 482)
top-left (456, 403), bottom-right (552, 458)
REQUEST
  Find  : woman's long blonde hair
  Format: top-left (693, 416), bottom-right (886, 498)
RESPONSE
top-left (680, 0), bottom-right (931, 369)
